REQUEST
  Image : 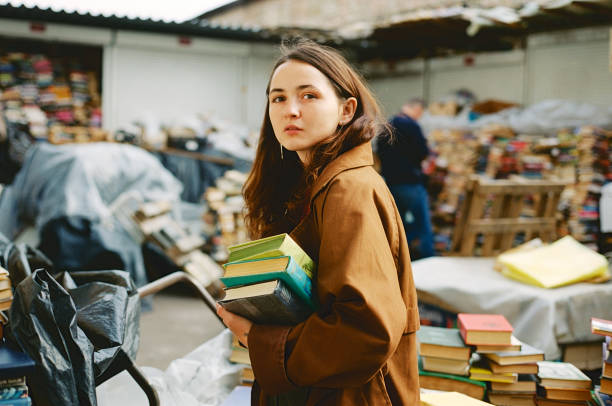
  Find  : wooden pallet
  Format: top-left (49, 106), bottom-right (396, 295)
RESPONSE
top-left (451, 176), bottom-right (567, 256)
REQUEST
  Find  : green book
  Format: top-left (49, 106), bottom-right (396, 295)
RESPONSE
top-left (221, 256), bottom-right (314, 310)
top-left (418, 358), bottom-right (487, 400)
top-left (227, 233), bottom-right (315, 278)
top-left (417, 326), bottom-right (471, 361)
top-left (537, 361), bottom-right (592, 389)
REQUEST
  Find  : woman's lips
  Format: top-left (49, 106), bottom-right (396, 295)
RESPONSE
top-left (284, 125), bottom-right (302, 135)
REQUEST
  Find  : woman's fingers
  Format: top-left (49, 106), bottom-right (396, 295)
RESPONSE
top-left (216, 304), bottom-right (253, 347)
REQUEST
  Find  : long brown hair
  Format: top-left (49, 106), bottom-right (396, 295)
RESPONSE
top-left (243, 38), bottom-right (387, 238)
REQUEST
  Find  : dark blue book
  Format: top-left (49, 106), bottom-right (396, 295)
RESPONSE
top-left (0, 346), bottom-right (35, 380)
top-left (219, 279), bottom-right (312, 325)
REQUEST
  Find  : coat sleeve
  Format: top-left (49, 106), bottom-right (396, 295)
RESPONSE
top-left (248, 175), bottom-right (408, 393)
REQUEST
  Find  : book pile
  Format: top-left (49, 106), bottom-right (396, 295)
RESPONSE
top-left (591, 317), bottom-right (612, 403)
top-left (228, 334), bottom-right (254, 386)
top-left (536, 361), bottom-right (592, 405)
top-left (0, 267), bottom-right (13, 328)
top-left (218, 233), bottom-right (315, 325)
top-left (417, 325), bottom-right (487, 400)
top-left (458, 313), bottom-right (544, 406)
top-left (0, 50), bottom-right (103, 142)
top-left (202, 170), bottom-right (249, 259)
top-left (131, 200), bottom-right (223, 290)
top-left (423, 123), bottom-right (611, 255)
top-left (0, 345), bottom-right (36, 406)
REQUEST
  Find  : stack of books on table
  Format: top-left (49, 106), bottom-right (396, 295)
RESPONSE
top-left (0, 345), bottom-right (35, 406)
top-left (228, 334), bottom-right (254, 387)
top-left (535, 361), bottom-right (593, 406)
top-left (458, 313), bottom-right (544, 406)
top-left (417, 325), bottom-right (487, 400)
top-left (590, 317), bottom-right (612, 405)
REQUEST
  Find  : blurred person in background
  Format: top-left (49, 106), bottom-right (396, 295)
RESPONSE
top-left (377, 98), bottom-right (435, 259)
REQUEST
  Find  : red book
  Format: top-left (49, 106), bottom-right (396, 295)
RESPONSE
top-left (457, 313), bottom-right (513, 345)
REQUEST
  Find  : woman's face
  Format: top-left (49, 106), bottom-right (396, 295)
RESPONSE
top-left (268, 60), bottom-right (355, 164)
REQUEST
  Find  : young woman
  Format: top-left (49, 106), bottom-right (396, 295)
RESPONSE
top-left (216, 39), bottom-right (420, 405)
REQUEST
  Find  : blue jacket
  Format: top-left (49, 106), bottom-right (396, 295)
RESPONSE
top-left (377, 114), bottom-right (429, 186)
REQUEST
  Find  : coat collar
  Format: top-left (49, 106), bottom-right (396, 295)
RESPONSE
top-left (310, 141), bottom-right (374, 200)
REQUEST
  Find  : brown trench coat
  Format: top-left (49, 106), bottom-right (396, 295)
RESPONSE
top-left (248, 141), bottom-right (420, 405)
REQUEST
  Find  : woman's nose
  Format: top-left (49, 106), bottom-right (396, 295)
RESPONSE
top-left (285, 98), bottom-right (300, 118)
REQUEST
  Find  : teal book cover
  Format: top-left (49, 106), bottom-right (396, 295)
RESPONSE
top-left (221, 256), bottom-right (314, 309)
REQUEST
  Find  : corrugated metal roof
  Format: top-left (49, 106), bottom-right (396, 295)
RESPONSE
top-left (0, 3), bottom-right (275, 42)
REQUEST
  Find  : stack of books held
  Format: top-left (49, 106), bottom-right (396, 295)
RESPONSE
top-left (591, 317), bottom-right (612, 405)
top-left (218, 233), bottom-right (316, 381)
top-left (418, 313), bottom-right (546, 405)
top-left (217, 233), bottom-right (316, 325)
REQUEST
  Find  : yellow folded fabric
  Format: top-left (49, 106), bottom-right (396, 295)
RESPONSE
top-left (497, 236), bottom-right (609, 288)
top-left (421, 391), bottom-right (494, 406)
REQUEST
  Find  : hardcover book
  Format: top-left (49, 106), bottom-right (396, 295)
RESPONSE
top-left (484, 341), bottom-right (544, 366)
top-left (221, 256), bottom-right (313, 309)
top-left (417, 326), bottom-right (471, 361)
top-left (592, 317), bottom-right (612, 337)
top-left (468, 365), bottom-right (517, 384)
top-left (537, 361), bottom-right (591, 390)
top-left (490, 374), bottom-right (538, 393)
top-left (489, 360), bottom-right (538, 375)
top-left (227, 233), bottom-right (315, 278)
top-left (487, 392), bottom-right (536, 406)
top-left (421, 355), bottom-right (470, 376)
top-left (0, 346), bottom-right (35, 380)
top-left (420, 391), bottom-right (493, 406)
top-left (457, 313), bottom-right (513, 345)
top-left (476, 335), bottom-right (522, 353)
top-left (540, 387), bottom-right (592, 402)
top-left (218, 279), bottom-right (312, 325)
top-left (418, 369), bottom-right (487, 400)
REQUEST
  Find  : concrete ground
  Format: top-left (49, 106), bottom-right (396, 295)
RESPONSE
top-left (136, 286), bottom-right (226, 370)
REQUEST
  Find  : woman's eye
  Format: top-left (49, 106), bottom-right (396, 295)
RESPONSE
top-left (271, 96), bottom-right (285, 103)
top-left (303, 93), bottom-right (316, 99)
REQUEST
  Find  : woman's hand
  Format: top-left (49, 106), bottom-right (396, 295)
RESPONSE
top-left (216, 304), bottom-right (254, 347)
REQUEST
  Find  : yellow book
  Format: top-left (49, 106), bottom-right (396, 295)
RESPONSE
top-left (497, 236), bottom-right (608, 288)
top-left (420, 391), bottom-right (494, 406)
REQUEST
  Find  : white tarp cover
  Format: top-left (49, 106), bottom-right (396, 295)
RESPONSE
top-left (413, 256), bottom-right (612, 359)
top-left (0, 142), bottom-right (183, 238)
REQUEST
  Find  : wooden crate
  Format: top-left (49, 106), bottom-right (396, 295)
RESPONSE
top-left (451, 176), bottom-right (567, 256)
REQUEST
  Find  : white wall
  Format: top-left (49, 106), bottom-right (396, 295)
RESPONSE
top-left (369, 27), bottom-right (612, 111)
top-left (105, 31), bottom-right (278, 132)
top-left (525, 28), bottom-right (612, 106)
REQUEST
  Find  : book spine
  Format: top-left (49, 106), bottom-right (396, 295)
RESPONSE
top-left (457, 316), bottom-right (468, 344)
top-left (282, 239), bottom-right (314, 278)
top-left (0, 385), bottom-right (28, 400)
top-left (284, 258), bottom-right (312, 299)
top-left (0, 379), bottom-right (25, 389)
top-left (0, 397), bottom-right (31, 405)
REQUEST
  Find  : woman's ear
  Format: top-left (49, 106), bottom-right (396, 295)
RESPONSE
top-left (339, 97), bottom-right (357, 125)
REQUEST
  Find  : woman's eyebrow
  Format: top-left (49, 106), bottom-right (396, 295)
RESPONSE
top-left (269, 84), bottom-right (316, 94)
